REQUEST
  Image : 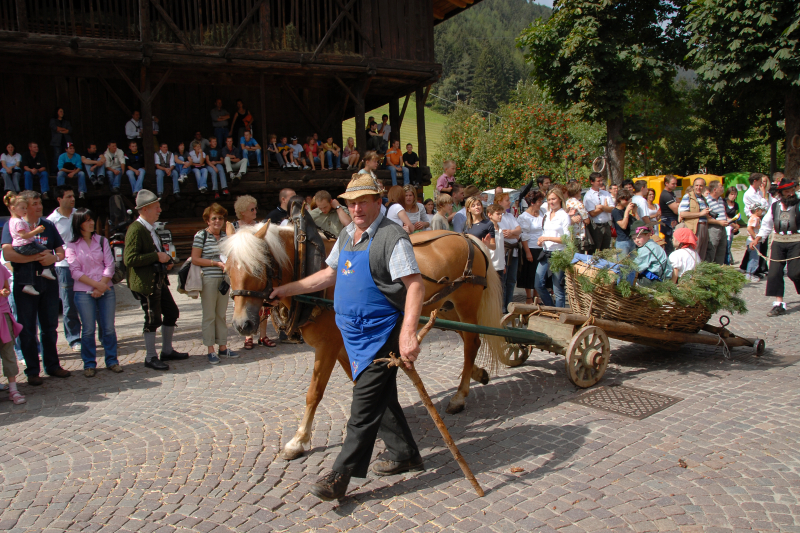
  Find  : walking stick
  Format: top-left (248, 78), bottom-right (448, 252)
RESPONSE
top-left (375, 310), bottom-right (485, 497)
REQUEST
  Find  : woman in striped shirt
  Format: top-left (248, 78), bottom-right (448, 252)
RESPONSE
top-left (191, 203), bottom-right (236, 365)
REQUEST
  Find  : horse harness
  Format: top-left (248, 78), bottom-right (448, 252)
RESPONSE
top-left (228, 223), bottom-right (283, 302)
top-left (414, 232), bottom-right (488, 307)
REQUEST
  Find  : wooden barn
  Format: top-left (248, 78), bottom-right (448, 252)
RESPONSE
top-left (0, 0), bottom-right (481, 250)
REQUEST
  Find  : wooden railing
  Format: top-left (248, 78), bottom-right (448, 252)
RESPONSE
top-left (0, 0), bottom-right (434, 61)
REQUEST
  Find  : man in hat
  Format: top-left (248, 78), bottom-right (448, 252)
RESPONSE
top-left (749, 178), bottom-right (800, 317)
top-left (124, 190), bottom-right (189, 369)
top-left (452, 184), bottom-right (481, 233)
top-left (269, 173), bottom-right (425, 501)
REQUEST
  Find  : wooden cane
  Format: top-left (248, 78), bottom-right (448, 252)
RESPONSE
top-left (375, 310), bottom-right (485, 497)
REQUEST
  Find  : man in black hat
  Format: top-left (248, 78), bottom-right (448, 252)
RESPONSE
top-left (124, 190), bottom-right (189, 368)
top-left (749, 178), bottom-right (800, 317)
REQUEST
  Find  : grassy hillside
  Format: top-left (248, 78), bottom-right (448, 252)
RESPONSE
top-left (341, 99), bottom-right (449, 173)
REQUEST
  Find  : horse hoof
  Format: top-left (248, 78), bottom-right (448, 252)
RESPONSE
top-left (445, 401), bottom-right (465, 415)
top-left (478, 369), bottom-right (489, 385)
top-left (282, 447), bottom-right (306, 461)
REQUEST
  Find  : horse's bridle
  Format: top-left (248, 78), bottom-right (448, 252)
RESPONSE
top-left (229, 222), bottom-right (283, 302)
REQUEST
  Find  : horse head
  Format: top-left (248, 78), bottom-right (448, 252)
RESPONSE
top-left (220, 220), bottom-right (292, 335)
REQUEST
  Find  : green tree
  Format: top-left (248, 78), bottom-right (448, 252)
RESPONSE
top-left (517, 0), bottom-right (678, 184)
top-left (471, 45), bottom-right (508, 113)
top-left (684, 0), bottom-right (800, 179)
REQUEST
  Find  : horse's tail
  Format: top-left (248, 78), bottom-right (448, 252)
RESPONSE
top-left (467, 235), bottom-right (505, 376)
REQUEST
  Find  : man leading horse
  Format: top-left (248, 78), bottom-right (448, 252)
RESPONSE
top-left (269, 174), bottom-right (426, 501)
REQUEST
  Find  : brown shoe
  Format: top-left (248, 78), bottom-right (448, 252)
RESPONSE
top-left (48, 367), bottom-right (71, 378)
top-left (83, 368), bottom-right (96, 378)
top-left (27, 375), bottom-right (44, 386)
top-left (108, 364), bottom-right (124, 373)
top-left (309, 470), bottom-right (351, 501)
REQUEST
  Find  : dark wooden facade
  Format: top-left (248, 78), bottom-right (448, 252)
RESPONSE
top-left (0, 0), bottom-right (449, 195)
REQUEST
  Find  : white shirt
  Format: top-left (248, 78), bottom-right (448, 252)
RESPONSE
top-left (1, 153), bottom-right (21, 170)
top-left (518, 211), bottom-right (544, 248)
top-left (154, 151), bottom-right (175, 168)
top-left (137, 217), bottom-right (163, 252)
top-left (542, 209), bottom-right (571, 252)
top-left (631, 195), bottom-right (649, 219)
top-left (489, 230), bottom-right (506, 272)
top-left (497, 212), bottom-right (520, 244)
top-left (386, 204), bottom-right (406, 227)
top-left (46, 207), bottom-right (74, 267)
top-left (379, 123), bottom-right (392, 141)
top-left (669, 248), bottom-right (700, 279)
top-left (188, 151), bottom-right (206, 165)
top-left (583, 188), bottom-right (613, 224)
top-left (405, 203), bottom-right (430, 228)
top-left (125, 118), bottom-right (142, 139)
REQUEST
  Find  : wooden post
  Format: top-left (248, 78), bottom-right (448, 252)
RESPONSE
top-left (15, 0), bottom-right (28, 32)
top-left (140, 66), bottom-right (155, 177)
top-left (389, 97), bottom-right (400, 143)
top-left (355, 82), bottom-right (366, 154)
top-left (261, 73), bottom-right (268, 182)
top-left (139, 0), bottom-right (150, 43)
top-left (415, 87), bottom-right (427, 167)
top-left (260, 1), bottom-right (270, 50)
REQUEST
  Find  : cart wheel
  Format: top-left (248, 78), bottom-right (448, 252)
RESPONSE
top-left (500, 313), bottom-right (530, 367)
top-left (565, 326), bottom-right (610, 388)
top-left (754, 339), bottom-right (765, 357)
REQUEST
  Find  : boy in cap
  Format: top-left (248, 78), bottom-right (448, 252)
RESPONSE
top-left (631, 220), bottom-right (671, 284)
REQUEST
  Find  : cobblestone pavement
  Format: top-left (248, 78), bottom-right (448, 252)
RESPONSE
top-left (0, 276), bottom-right (799, 533)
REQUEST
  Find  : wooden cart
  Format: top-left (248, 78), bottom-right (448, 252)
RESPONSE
top-left (499, 302), bottom-right (765, 388)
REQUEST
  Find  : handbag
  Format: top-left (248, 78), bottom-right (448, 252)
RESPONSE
top-left (101, 237), bottom-right (126, 285)
top-left (218, 278), bottom-right (230, 295)
top-left (178, 230), bottom-right (208, 291)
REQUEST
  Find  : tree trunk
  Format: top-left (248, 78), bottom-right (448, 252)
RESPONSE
top-left (606, 116), bottom-right (625, 185)
top-left (785, 87), bottom-right (800, 181)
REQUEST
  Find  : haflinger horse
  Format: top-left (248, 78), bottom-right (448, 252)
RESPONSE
top-left (220, 198), bottom-right (505, 460)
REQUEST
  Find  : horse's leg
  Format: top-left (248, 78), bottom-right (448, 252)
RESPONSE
top-left (471, 364), bottom-right (490, 385)
top-left (446, 329), bottom-right (481, 414)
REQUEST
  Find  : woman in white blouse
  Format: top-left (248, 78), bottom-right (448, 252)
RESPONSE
top-left (517, 191), bottom-right (545, 304)
top-left (188, 142), bottom-right (209, 193)
top-left (535, 187), bottom-right (571, 308)
top-left (401, 185), bottom-right (430, 232)
top-left (385, 185), bottom-right (413, 234)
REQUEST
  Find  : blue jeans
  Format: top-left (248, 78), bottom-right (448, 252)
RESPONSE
top-left (245, 149), bottom-right (262, 166)
top-left (615, 239), bottom-right (636, 257)
top-left (24, 170), bottom-right (49, 193)
top-left (14, 275), bottom-right (61, 377)
top-left (745, 238), bottom-right (759, 274)
top-left (206, 164), bottom-right (227, 190)
top-left (57, 170), bottom-right (88, 193)
top-left (725, 233), bottom-right (734, 265)
top-left (190, 167), bottom-right (209, 189)
top-left (214, 127), bottom-right (228, 148)
top-left (2, 168), bottom-right (21, 192)
top-left (534, 256), bottom-right (566, 308)
top-left (389, 166), bottom-right (410, 186)
top-left (503, 252), bottom-right (519, 312)
top-left (52, 146), bottom-right (65, 171)
top-left (86, 163), bottom-right (105, 182)
top-left (75, 289), bottom-right (118, 368)
top-left (106, 169), bottom-right (123, 189)
top-left (326, 151), bottom-right (341, 169)
top-left (56, 266), bottom-right (82, 347)
top-left (126, 169), bottom-right (145, 193)
top-left (156, 169), bottom-right (180, 195)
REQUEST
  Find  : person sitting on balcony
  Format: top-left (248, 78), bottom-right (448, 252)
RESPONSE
top-left (188, 142), bottom-right (209, 194)
top-left (1, 143), bottom-right (23, 193)
top-left (174, 142), bottom-right (192, 188)
top-left (240, 131), bottom-right (262, 168)
top-left (189, 131), bottom-right (210, 153)
top-left (403, 144), bottom-right (421, 187)
top-left (303, 136), bottom-right (322, 171)
top-left (322, 137), bottom-right (341, 170)
top-left (366, 121), bottom-right (382, 153)
top-left (265, 134), bottom-right (286, 169)
top-left (290, 137), bottom-right (308, 170)
top-left (56, 143), bottom-right (87, 199)
top-left (342, 137), bottom-right (359, 170)
top-left (103, 141), bottom-right (126, 194)
top-left (211, 99), bottom-right (230, 148)
top-left (22, 142), bottom-right (50, 199)
top-left (277, 136), bottom-right (297, 168)
top-left (125, 141), bottom-right (146, 196)
top-left (222, 136), bottom-right (248, 183)
top-left (376, 114), bottom-right (391, 153)
top-left (385, 140), bottom-right (408, 186)
top-left (154, 143), bottom-right (180, 199)
top-left (229, 99), bottom-right (253, 142)
top-left (81, 143), bottom-right (105, 187)
top-left (205, 137), bottom-right (229, 199)
top-left (125, 111), bottom-right (142, 141)
top-left (49, 107), bottom-right (72, 171)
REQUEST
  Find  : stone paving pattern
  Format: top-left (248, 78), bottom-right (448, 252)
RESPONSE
top-left (0, 278), bottom-right (798, 532)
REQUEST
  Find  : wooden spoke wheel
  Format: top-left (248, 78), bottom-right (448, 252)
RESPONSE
top-left (565, 326), bottom-right (610, 388)
top-left (499, 313), bottom-right (530, 367)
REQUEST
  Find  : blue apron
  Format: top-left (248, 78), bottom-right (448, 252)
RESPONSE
top-left (334, 234), bottom-right (401, 380)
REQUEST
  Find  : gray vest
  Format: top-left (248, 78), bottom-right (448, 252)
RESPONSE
top-left (772, 201), bottom-right (799, 234)
top-left (336, 217), bottom-right (410, 311)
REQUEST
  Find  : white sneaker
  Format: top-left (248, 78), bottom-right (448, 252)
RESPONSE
top-left (303, 166), bottom-right (310, 170)
top-left (22, 285), bottom-right (39, 296)
top-left (40, 270), bottom-right (56, 281)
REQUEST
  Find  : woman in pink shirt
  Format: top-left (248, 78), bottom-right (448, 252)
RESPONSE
top-left (64, 208), bottom-right (120, 377)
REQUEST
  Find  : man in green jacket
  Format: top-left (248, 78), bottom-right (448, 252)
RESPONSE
top-left (124, 190), bottom-right (188, 370)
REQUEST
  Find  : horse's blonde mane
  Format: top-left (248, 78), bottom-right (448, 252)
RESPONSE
top-left (219, 223), bottom-right (291, 275)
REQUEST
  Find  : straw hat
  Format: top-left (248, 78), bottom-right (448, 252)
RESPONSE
top-left (338, 173), bottom-right (382, 201)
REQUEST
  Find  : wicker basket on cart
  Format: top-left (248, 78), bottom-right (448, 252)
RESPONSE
top-left (565, 261), bottom-right (712, 334)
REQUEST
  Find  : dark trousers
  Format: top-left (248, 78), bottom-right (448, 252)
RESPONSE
top-left (14, 276), bottom-right (61, 377)
top-left (765, 241), bottom-right (800, 298)
top-left (333, 322), bottom-right (419, 478)
top-left (12, 242), bottom-right (49, 286)
top-left (587, 222), bottom-right (612, 253)
top-left (132, 280), bottom-right (179, 333)
top-left (696, 222), bottom-right (709, 261)
top-left (661, 221), bottom-right (676, 255)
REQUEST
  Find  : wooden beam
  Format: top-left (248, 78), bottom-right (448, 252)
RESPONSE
top-left (140, 66), bottom-right (156, 176)
top-left (139, 0), bottom-right (151, 44)
top-left (311, 0), bottom-right (358, 61)
top-left (398, 93), bottom-right (411, 130)
top-left (334, 75), bottom-right (359, 102)
top-left (321, 104), bottom-right (343, 138)
top-left (416, 86), bottom-right (428, 166)
top-left (261, 73), bottom-right (268, 182)
top-left (389, 98), bottom-right (400, 143)
top-left (282, 82), bottom-right (323, 133)
top-left (98, 77), bottom-right (132, 118)
top-left (260, 1), bottom-right (270, 50)
top-left (433, 8), bottom-right (446, 20)
top-left (334, 0), bottom-right (373, 51)
top-left (148, 68), bottom-right (172, 103)
top-left (151, 0), bottom-right (195, 52)
top-left (219, 0), bottom-right (266, 58)
top-left (14, 0), bottom-right (27, 32)
top-left (113, 62), bottom-right (146, 102)
top-left (445, 0), bottom-right (470, 8)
